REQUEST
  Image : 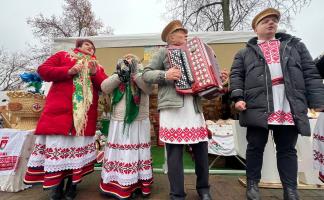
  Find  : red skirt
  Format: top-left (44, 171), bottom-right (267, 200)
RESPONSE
top-left (99, 178), bottom-right (153, 199)
top-left (24, 161), bottom-right (95, 189)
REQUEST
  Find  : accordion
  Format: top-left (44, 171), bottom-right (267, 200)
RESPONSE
top-left (167, 37), bottom-right (224, 99)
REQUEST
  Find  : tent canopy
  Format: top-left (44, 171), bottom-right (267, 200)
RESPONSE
top-left (53, 31), bottom-right (256, 51)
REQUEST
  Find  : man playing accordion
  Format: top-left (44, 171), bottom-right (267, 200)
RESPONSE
top-left (142, 20), bottom-right (228, 200)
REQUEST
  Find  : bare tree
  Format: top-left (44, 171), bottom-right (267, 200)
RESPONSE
top-left (0, 49), bottom-right (34, 91)
top-left (27, 0), bottom-right (113, 38)
top-left (164, 0), bottom-right (311, 31)
top-left (27, 0), bottom-right (113, 59)
top-left (1, 0), bottom-right (114, 91)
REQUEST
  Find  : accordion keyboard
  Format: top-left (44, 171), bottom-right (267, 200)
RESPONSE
top-left (169, 49), bottom-right (194, 90)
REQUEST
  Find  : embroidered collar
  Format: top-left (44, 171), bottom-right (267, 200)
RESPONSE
top-left (257, 38), bottom-right (277, 44)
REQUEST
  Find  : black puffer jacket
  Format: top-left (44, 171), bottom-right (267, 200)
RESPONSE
top-left (314, 53), bottom-right (324, 78)
top-left (230, 33), bottom-right (324, 136)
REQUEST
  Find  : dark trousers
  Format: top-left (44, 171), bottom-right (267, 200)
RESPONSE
top-left (166, 142), bottom-right (210, 199)
top-left (246, 125), bottom-right (298, 189)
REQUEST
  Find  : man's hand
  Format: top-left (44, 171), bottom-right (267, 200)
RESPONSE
top-left (68, 63), bottom-right (82, 75)
top-left (235, 100), bottom-right (247, 111)
top-left (165, 67), bottom-right (181, 81)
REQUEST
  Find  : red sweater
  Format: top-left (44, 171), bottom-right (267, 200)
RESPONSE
top-left (35, 49), bottom-right (108, 136)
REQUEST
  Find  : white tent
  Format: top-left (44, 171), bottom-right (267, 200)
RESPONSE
top-left (53, 31), bottom-right (256, 51)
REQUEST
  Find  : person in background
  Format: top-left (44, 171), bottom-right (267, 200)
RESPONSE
top-left (99, 54), bottom-right (153, 199)
top-left (313, 52), bottom-right (324, 183)
top-left (24, 39), bottom-right (107, 200)
top-left (230, 8), bottom-right (324, 200)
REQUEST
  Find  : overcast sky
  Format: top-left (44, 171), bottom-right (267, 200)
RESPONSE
top-left (0, 0), bottom-right (323, 57)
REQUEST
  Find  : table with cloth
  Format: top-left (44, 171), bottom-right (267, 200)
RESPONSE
top-left (0, 129), bottom-right (35, 192)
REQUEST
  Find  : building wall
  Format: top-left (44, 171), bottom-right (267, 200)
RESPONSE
top-left (94, 42), bottom-right (246, 143)
top-left (95, 42), bottom-right (246, 75)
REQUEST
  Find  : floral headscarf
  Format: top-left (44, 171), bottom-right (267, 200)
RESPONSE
top-left (68, 48), bottom-right (97, 136)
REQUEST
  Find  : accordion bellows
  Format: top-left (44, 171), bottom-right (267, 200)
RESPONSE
top-left (167, 37), bottom-right (224, 99)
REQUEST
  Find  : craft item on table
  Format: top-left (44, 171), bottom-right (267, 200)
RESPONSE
top-left (19, 72), bottom-right (44, 94)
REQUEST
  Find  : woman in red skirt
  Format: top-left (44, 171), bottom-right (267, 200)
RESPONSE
top-left (24, 39), bottom-right (107, 200)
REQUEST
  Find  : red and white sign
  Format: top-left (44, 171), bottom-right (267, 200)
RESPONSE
top-left (0, 129), bottom-right (32, 175)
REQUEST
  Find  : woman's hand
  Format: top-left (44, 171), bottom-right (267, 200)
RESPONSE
top-left (235, 100), bottom-right (247, 111)
top-left (165, 67), bottom-right (181, 80)
top-left (89, 60), bottom-right (97, 75)
top-left (68, 63), bottom-right (82, 75)
top-left (220, 69), bottom-right (229, 83)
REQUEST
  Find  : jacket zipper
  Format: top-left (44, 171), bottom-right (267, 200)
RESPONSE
top-left (264, 63), bottom-right (270, 113)
top-left (281, 38), bottom-right (296, 120)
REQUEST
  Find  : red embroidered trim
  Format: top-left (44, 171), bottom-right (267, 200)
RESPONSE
top-left (103, 160), bottom-right (152, 175)
top-left (314, 133), bottom-right (324, 142)
top-left (319, 172), bottom-right (324, 183)
top-left (272, 77), bottom-right (284, 86)
top-left (32, 144), bottom-right (46, 156)
top-left (159, 127), bottom-right (208, 143)
top-left (0, 156), bottom-right (18, 171)
top-left (106, 143), bottom-right (151, 150)
top-left (314, 150), bottom-right (324, 165)
top-left (258, 40), bottom-right (281, 64)
top-left (31, 143), bottom-right (96, 160)
top-left (268, 111), bottom-right (294, 124)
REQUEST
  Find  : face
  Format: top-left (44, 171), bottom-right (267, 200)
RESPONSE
top-left (125, 55), bottom-right (133, 64)
top-left (254, 16), bottom-right (279, 39)
top-left (79, 41), bottom-right (95, 55)
top-left (168, 30), bottom-right (188, 46)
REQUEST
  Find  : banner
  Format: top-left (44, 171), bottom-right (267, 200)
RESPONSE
top-left (0, 129), bottom-right (32, 176)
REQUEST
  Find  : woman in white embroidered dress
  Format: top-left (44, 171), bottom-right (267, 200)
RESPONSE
top-left (99, 54), bottom-right (153, 199)
top-left (24, 39), bottom-right (107, 200)
top-left (313, 53), bottom-right (324, 183)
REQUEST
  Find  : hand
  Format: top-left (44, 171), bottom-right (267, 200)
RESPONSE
top-left (235, 100), bottom-right (247, 111)
top-left (89, 60), bottom-right (97, 75)
top-left (314, 108), bottom-right (324, 112)
top-left (68, 63), bottom-right (83, 75)
top-left (165, 67), bottom-right (181, 81)
top-left (220, 69), bottom-right (229, 83)
top-left (116, 59), bottom-right (131, 83)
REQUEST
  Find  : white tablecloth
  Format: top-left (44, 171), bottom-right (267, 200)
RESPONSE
top-left (207, 122), bottom-right (236, 156)
top-left (0, 129), bottom-right (35, 192)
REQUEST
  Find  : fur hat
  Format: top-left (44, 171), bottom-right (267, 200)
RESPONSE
top-left (161, 20), bottom-right (188, 42)
top-left (252, 8), bottom-right (281, 29)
